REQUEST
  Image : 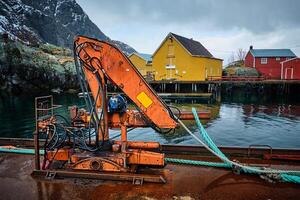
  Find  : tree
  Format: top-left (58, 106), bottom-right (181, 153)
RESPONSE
top-left (227, 52), bottom-right (235, 64)
top-left (236, 48), bottom-right (246, 62)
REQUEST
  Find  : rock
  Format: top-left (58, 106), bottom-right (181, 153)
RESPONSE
top-left (51, 88), bottom-right (63, 94)
top-left (66, 88), bottom-right (78, 94)
top-left (0, 39), bottom-right (79, 94)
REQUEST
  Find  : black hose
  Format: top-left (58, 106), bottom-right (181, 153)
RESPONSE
top-left (168, 105), bottom-right (181, 120)
top-left (74, 41), bottom-right (108, 150)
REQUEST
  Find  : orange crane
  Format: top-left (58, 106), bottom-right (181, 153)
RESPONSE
top-left (33, 36), bottom-right (209, 182)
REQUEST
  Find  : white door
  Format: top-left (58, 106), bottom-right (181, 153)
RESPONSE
top-left (285, 68), bottom-right (293, 79)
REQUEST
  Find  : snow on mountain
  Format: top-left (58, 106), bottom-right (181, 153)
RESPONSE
top-left (0, 0), bottom-right (136, 54)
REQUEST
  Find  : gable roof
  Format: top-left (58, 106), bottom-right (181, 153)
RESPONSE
top-left (138, 53), bottom-right (152, 62)
top-left (250, 49), bottom-right (296, 58)
top-left (152, 32), bottom-right (222, 60)
top-left (170, 33), bottom-right (213, 57)
top-left (129, 52), bottom-right (152, 62)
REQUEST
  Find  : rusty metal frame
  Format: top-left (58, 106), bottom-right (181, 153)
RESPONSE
top-left (247, 144), bottom-right (273, 157)
top-left (34, 95), bottom-right (62, 170)
top-left (31, 170), bottom-right (166, 184)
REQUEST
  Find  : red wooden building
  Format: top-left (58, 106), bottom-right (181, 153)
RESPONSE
top-left (245, 46), bottom-right (297, 79)
top-left (280, 57), bottom-right (300, 80)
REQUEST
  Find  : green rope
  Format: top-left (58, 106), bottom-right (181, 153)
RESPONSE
top-left (192, 107), bottom-right (231, 167)
top-left (281, 174), bottom-right (300, 184)
top-left (188, 107), bottom-right (300, 184)
top-left (165, 157), bottom-right (230, 168)
top-left (0, 147), bottom-right (44, 155)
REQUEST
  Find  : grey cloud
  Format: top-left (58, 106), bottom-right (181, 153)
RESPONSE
top-left (77, 0), bottom-right (300, 33)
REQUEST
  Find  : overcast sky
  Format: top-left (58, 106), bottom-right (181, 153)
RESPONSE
top-left (77, 0), bottom-right (300, 64)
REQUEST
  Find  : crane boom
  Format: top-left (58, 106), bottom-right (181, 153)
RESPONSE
top-left (74, 36), bottom-right (177, 129)
top-left (33, 35), bottom-right (209, 178)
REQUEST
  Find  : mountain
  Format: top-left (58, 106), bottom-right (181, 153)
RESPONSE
top-left (0, 0), bottom-right (136, 54)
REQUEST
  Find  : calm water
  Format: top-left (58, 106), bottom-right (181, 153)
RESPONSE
top-left (0, 93), bottom-right (300, 148)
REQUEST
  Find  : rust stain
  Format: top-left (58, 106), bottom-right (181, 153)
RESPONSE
top-left (0, 154), bottom-right (299, 200)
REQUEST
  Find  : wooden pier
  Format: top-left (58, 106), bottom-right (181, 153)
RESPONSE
top-left (106, 92), bottom-right (212, 98)
top-left (142, 79), bottom-right (300, 97)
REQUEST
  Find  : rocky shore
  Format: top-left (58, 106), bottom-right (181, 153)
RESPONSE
top-left (0, 37), bottom-right (79, 95)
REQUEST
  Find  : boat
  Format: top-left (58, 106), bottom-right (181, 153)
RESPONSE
top-left (0, 138), bottom-right (299, 200)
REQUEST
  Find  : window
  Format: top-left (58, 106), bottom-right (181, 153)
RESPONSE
top-left (168, 45), bottom-right (174, 56)
top-left (276, 57), bottom-right (280, 61)
top-left (166, 65), bottom-right (175, 69)
top-left (166, 56), bottom-right (176, 66)
top-left (168, 57), bottom-right (173, 65)
top-left (261, 58), bottom-right (268, 64)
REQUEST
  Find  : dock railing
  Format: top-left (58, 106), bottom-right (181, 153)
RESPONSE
top-left (207, 76), bottom-right (266, 82)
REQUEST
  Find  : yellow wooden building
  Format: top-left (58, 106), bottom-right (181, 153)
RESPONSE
top-left (152, 33), bottom-right (223, 81)
top-left (128, 53), bottom-right (153, 77)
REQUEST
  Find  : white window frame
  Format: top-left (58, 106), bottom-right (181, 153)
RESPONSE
top-left (166, 65), bottom-right (176, 69)
top-left (276, 57), bottom-right (280, 61)
top-left (261, 57), bottom-right (268, 64)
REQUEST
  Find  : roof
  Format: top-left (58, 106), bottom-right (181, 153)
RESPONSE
top-left (170, 33), bottom-right (213, 58)
top-left (250, 49), bottom-right (296, 58)
top-left (129, 52), bottom-right (152, 62)
top-left (138, 53), bottom-right (152, 62)
top-left (152, 32), bottom-right (222, 60)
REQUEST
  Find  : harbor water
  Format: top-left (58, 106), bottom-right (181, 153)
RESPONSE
top-left (0, 92), bottom-right (299, 148)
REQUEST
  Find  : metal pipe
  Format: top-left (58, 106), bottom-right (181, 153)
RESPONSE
top-left (114, 141), bottom-right (160, 149)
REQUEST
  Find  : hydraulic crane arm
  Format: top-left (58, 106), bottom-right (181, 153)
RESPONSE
top-left (74, 36), bottom-right (178, 129)
top-left (32, 35), bottom-right (211, 175)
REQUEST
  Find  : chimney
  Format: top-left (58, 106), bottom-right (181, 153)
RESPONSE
top-left (250, 45), bottom-right (253, 50)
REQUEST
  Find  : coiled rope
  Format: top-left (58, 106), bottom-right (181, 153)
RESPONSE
top-left (166, 107), bottom-right (300, 184)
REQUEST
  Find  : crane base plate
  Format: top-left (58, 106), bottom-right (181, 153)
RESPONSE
top-left (31, 169), bottom-right (167, 184)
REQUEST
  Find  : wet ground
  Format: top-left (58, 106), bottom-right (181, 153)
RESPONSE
top-left (0, 154), bottom-right (299, 200)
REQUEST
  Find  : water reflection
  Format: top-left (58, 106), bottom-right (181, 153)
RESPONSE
top-left (243, 104), bottom-right (300, 119)
top-left (0, 92), bottom-right (299, 148)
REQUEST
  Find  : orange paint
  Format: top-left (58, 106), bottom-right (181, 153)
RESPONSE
top-left (74, 36), bottom-right (178, 129)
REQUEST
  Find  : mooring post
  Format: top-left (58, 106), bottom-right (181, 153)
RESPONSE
top-left (34, 97), bottom-right (40, 170)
